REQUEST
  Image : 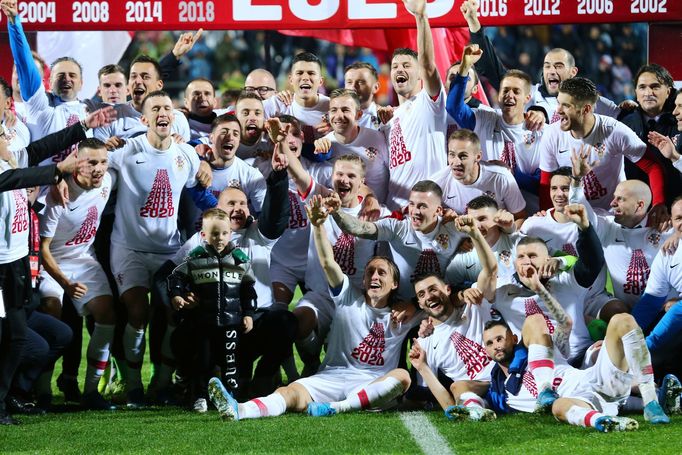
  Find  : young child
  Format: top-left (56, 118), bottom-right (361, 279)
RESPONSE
top-left (168, 208), bottom-right (257, 410)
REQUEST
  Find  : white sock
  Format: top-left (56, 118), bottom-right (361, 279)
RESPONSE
top-left (330, 376), bottom-right (403, 413)
top-left (565, 405), bottom-right (605, 428)
top-left (123, 324), bottom-right (146, 390)
top-left (459, 392), bottom-right (485, 408)
top-left (239, 393), bottom-right (287, 419)
top-left (155, 326), bottom-right (176, 390)
top-left (621, 328), bottom-right (656, 405)
top-left (528, 344), bottom-right (555, 392)
top-left (84, 323), bottom-right (114, 394)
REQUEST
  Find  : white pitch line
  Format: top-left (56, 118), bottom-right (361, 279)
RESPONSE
top-left (399, 412), bottom-right (455, 455)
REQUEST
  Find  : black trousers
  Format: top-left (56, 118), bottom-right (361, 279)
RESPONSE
top-left (0, 257), bottom-right (31, 412)
top-left (239, 308), bottom-right (298, 379)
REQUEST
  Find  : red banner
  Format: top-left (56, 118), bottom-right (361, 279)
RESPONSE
top-left (1, 0), bottom-right (680, 32)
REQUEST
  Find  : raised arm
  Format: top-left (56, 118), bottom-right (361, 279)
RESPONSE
top-left (409, 339), bottom-right (456, 410)
top-left (461, 0), bottom-right (506, 90)
top-left (445, 45), bottom-right (479, 130)
top-left (564, 203), bottom-right (604, 288)
top-left (403, 0), bottom-right (442, 97)
top-left (327, 192), bottom-right (379, 240)
top-left (306, 195), bottom-right (344, 289)
top-left (266, 118), bottom-right (312, 196)
top-left (257, 166), bottom-right (291, 240)
top-left (2, 0), bottom-right (42, 101)
top-left (456, 215), bottom-right (497, 301)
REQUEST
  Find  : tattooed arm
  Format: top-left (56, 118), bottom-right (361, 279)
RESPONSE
top-left (330, 207), bottom-right (379, 240)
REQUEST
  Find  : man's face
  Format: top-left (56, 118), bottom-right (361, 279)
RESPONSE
top-left (408, 191), bottom-right (442, 232)
top-left (467, 206), bottom-right (499, 240)
top-left (514, 243), bottom-right (549, 280)
top-left (218, 188), bottom-right (251, 231)
top-left (543, 50), bottom-right (577, 96)
top-left (185, 80), bottom-right (216, 117)
top-left (50, 60), bottom-right (83, 101)
top-left (281, 121), bottom-right (304, 157)
top-left (344, 68), bottom-right (378, 107)
top-left (415, 276), bottom-right (452, 321)
top-left (671, 200), bottom-right (682, 233)
top-left (610, 184), bottom-right (642, 225)
top-left (128, 62), bottom-right (163, 109)
top-left (447, 64), bottom-right (477, 97)
top-left (329, 96), bottom-right (360, 135)
top-left (483, 325), bottom-right (516, 365)
top-left (332, 160), bottom-right (364, 206)
top-left (235, 98), bottom-right (265, 145)
top-left (363, 258), bottom-right (398, 301)
top-left (98, 72), bottom-right (128, 104)
top-left (289, 61), bottom-right (323, 99)
top-left (201, 217), bottom-right (232, 252)
top-left (448, 139), bottom-right (481, 181)
top-left (76, 147), bottom-right (109, 188)
top-left (141, 95), bottom-right (174, 139)
top-left (244, 71), bottom-right (277, 99)
top-left (0, 88), bottom-right (8, 120)
top-left (210, 121), bottom-right (240, 162)
top-left (674, 93), bottom-right (682, 132)
top-left (635, 72), bottom-right (671, 117)
top-left (391, 54), bottom-right (420, 98)
top-left (556, 92), bottom-right (587, 132)
top-left (499, 76), bottom-right (530, 117)
top-left (550, 174), bottom-right (571, 211)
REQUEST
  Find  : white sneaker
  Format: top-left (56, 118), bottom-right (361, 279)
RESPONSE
top-left (193, 398), bottom-right (208, 413)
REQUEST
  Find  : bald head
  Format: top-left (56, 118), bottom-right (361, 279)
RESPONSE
top-left (611, 180), bottom-right (651, 227)
top-left (245, 69), bottom-right (277, 99)
top-left (620, 180), bottom-right (652, 208)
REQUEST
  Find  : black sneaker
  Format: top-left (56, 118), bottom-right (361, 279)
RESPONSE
top-left (82, 391), bottom-right (117, 411)
top-left (6, 395), bottom-right (46, 416)
top-left (0, 411), bottom-right (21, 425)
top-left (57, 375), bottom-right (82, 403)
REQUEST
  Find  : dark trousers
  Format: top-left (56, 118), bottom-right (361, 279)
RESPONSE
top-left (239, 308), bottom-right (298, 379)
top-left (0, 257), bottom-right (31, 412)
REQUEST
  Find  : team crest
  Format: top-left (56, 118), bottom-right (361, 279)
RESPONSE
top-left (484, 190), bottom-right (496, 200)
top-left (594, 142), bottom-right (607, 158)
top-left (228, 179), bottom-right (242, 189)
top-left (100, 187), bottom-right (109, 199)
top-left (647, 231), bottom-right (660, 247)
top-left (365, 147), bottom-right (378, 161)
top-left (436, 233), bottom-right (449, 249)
top-left (523, 131), bottom-right (536, 146)
top-left (499, 250), bottom-right (512, 267)
top-left (115, 273), bottom-right (124, 285)
top-left (175, 155), bottom-right (185, 169)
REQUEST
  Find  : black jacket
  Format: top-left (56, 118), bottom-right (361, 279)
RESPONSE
top-left (168, 243), bottom-right (257, 327)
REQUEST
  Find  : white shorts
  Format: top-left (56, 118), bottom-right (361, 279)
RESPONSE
top-left (269, 255), bottom-right (305, 293)
top-left (562, 343), bottom-right (633, 415)
top-left (295, 290), bottom-right (335, 339)
top-left (110, 245), bottom-right (174, 295)
top-left (295, 367), bottom-right (378, 403)
top-left (39, 254), bottom-right (112, 316)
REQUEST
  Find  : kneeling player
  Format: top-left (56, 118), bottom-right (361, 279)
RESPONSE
top-left (207, 196), bottom-right (419, 420)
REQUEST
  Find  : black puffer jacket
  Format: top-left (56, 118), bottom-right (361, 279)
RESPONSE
top-left (168, 243), bottom-right (257, 327)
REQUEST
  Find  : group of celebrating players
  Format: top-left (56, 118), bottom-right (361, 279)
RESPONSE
top-left (0, 0), bottom-right (681, 433)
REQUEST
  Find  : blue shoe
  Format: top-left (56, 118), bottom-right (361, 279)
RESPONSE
top-left (207, 377), bottom-right (239, 421)
top-left (445, 405), bottom-right (496, 422)
top-left (658, 374), bottom-right (682, 415)
top-left (307, 402), bottom-right (337, 417)
top-left (594, 416), bottom-right (639, 432)
top-left (535, 387), bottom-right (559, 413)
top-left (126, 388), bottom-right (145, 409)
top-left (643, 400), bottom-right (670, 424)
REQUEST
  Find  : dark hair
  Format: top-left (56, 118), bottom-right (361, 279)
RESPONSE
top-left (483, 319), bottom-right (511, 333)
top-left (141, 90), bottom-right (171, 110)
top-left (344, 62), bottom-right (378, 81)
top-left (559, 77), bottom-right (599, 106)
top-left (546, 48), bottom-right (576, 68)
top-left (130, 55), bottom-right (162, 80)
top-left (0, 78), bottom-right (11, 98)
top-left (411, 180), bottom-right (443, 199)
top-left (392, 47), bottom-right (418, 61)
top-left (671, 195), bottom-right (682, 208)
top-left (77, 137), bottom-right (107, 152)
top-left (186, 77), bottom-right (216, 95)
top-left (51, 56), bottom-right (83, 76)
top-left (290, 52), bottom-right (323, 72)
top-left (501, 69), bottom-right (532, 93)
top-left (448, 60), bottom-right (479, 86)
top-left (211, 113), bottom-right (241, 132)
top-left (448, 128), bottom-right (481, 149)
top-left (412, 272), bottom-right (445, 286)
top-left (551, 167), bottom-right (573, 178)
top-left (634, 64), bottom-right (674, 89)
top-left (330, 88), bottom-right (361, 110)
top-left (236, 90), bottom-right (264, 105)
top-left (98, 64), bottom-right (126, 80)
top-left (467, 195), bottom-right (498, 211)
top-left (516, 235), bottom-right (549, 251)
top-left (276, 114), bottom-right (302, 134)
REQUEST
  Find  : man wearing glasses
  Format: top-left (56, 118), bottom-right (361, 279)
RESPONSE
top-left (244, 69), bottom-right (277, 101)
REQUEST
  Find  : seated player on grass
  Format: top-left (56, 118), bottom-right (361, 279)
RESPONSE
top-left (206, 195), bottom-right (420, 420)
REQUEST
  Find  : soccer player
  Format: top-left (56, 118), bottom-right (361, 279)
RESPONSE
top-left (39, 138), bottom-right (117, 410)
top-left (96, 64), bottom-right (129, 106)
top-left (429, 129), bottom-right (526, 217)
top-left (329, 180), bottom-right (464, 300)
top-left (383, 0), bottom-right (448, 210)
top-left (207, 199), bottom-right (417, 421)
top-left (445, 62), bottom-right (483, 108)
top-left (244, 69), bottom-right (277, 100)
top-left (314, 88), bottom-right (389, 203)
top-left (538, 77), bottom-right (667, 227)
top-left (408, 215), bottom-right (497, 413)
top-left (183, 78), bottom-right (229, 141)
top-left (234, 91), bottom-right (272, 165)
top-left (106, 90), bottom-right (206, 406)
top-left (0, 78), bottom-right (30, 154)
top-left (344, 62), bottom-right (381, 129)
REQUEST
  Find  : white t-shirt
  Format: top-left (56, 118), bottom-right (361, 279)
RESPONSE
top-left (173, 222), bottom-right (278, 309)
top-left (504, 362), bottom-right (577, 413)
top-left (430, 162), bottom-right (526, 215)
top-left (417, 301), bottom-right (493, 383)
top-left (529, 87), bottom-right (620, 124)
top-left (375, 217), bottom-right (464, 299)
top-left (187, 108), bottom-right (229, 141)
top-left (108, 135), bottom-right (200, 253)
top-left (384, 88), bottom-right (448, 211)
top-left (358, 102), bottom-right (380, 130)
top-left (0, 151), bottom-right (31, 263)
top-left (40, 172), bottom-right (115, 259)
top-left (644, 245), bottom-right (682, 299)
top-left (94, 102), bottom-right (191, 142)
top-left (520, 210), bottom-right (580, 256)
top-left (2, 119), bottom-right (31, 154)
top-left (446, 232), bottom-right (522, 286)
top-left (539, 114), bottom-right (646, 211)
top-left (237, 135), bottom-right (273, 166)
top-left (324, 127), bottom-right (390, 203)
top-left (264, 95), bottom-right (330, 145)
top-left (320, 275), bottom-right (419, 376)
